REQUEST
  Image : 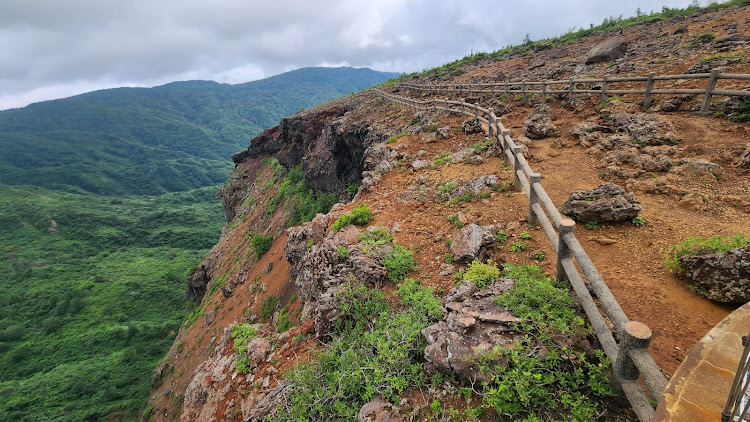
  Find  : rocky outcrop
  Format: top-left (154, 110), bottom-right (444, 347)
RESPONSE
top-left (450, 224), bottom-right (496, 263)
top-left (462, 118), bottom-right (482, 134)
top-left (585, 36), bottom-right (628, 64)
top-left (523, 104), bottom-right (558, 139)
top-left (186, 261), bottom-right (214, 303)
top-left (561, 183), bottom-right (642, 222)
top-left (669, 159), bottom-right (724, 181)
top-left (733, 144), bottom-right (750, 168)
top-left (422, 279), bottom-right (518, 383)
top-left (679, 245), bottom-right (750, 303)
top-left (685, 55), bottom-right (746, 74)
top-left (610, 112), bottom-right (681, 146)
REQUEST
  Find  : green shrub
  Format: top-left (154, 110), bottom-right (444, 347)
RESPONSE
top-left (509, 241), bottom-right (527, 252)
top-left (448, 214), bottom-right (464, 228)
top-left (481, 265), bottom-right (610, 420)
top-left (231, 323), bottom-right (259, 374)
top-left (251, 234), bottom-right (274, 258)
top-left (585, 221), bottom-right (599, 230)
top-left (731, 99), bottom-right (750, 122)
top-left (277, 305), bottom-right (291, 333)
top-left (519, 230), bottom-right (532, 240)
top-left (386, 133), bottom-right (406, 144)
top-left (357, 227), bottom-right (393, 245)
top-left (496, 230), bottom-right (507, 243)
top-left (433, 152), bottom-right (452, 166)
top-left (382, 246), bottom-right (417, 281)
top-left (463, 260), bottom-right (500, 289)
top-left (337, 245), bottom-right (349, 261)
top-left (632, 216), bottom-right (646, 226)
top-left (274, 281), bottom-right (441, 421)
top-left (260, 296), bottom-right (280, 321)
top-left (332, 203), bottom-right (374, 231)
top-left (665, 235), bottom-right (750, 273)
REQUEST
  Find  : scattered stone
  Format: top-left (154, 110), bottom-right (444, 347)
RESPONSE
top-left (360, 171), bottom-right (382, 192)
top-left (561, 183), bottom-right (642, 222)
top-left (411, 160), bottom-right (431, 171)
top-left (364, 143), bottom-right (396, 173)
top-left (659, 98), bottom-right (682, 112)
top-left (679, 192), bottom-right (708, 211)
top-left (422, 280), bottom-right (518, 383)
top-left (450, 224), bottom-right (496, 263)
top-left (358, 396), bottom-right (403, 422)
top-left (685, 56), bottom-right (745, 74)
top-left (672, 26), bottom-right (688, 34)
top-left (462, 118), bottom-right (482, 134)
top-left (585, 36), bottom-right (628, 64)
top-left (451, 148), bottom-right (475, 164)
top-left (523, 104), bottom-right (559, 139)
top-left (733, 144), bottom-right (750, 168)
top-left (436, 126), bottom-right (451, 139)
top-left (610, 112), bottom-right (681, 146)
top-left (466, 175), bottom-right (498, 195)
top-left (679, 245), bottom-right (750, 303)
top-left (205, 310), bottom-right (215, 326)
top-left (669, 159), bottom-right (723, 181)
top-left (589, 236), bottom-right (617, 246)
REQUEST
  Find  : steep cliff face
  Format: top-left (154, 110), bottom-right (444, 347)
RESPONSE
top-left (147, 95), bottom-right (393, 420)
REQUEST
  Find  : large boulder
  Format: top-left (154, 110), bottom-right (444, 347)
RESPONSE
top-left (450, 224), bottom-right (496, 263)
top-left (669, 159), bottom-right (724, 181)
top-left (523, 104), bottom-right (558, 139)
top-left (610, 112), bottom-right (681, 146)
top-left (422, 279), bottom-right (518, 383)
top-left (462, 118), bottom-right (482, 134)
top-left (561, 183), bottom-right (642, 223)
top-left (585, 36), bottom-right (628, 64)
top-left (679, 245), bottom-right (750, 303)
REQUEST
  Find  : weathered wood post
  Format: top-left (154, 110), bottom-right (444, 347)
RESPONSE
top-left (512, 145), bottom-right (523, 192)
top-left (556, 219), bottom-right (575, 282)
top-left (643, 72), bottom-right (656, 109)
top-left (601, 75), bottom-right (609, 107)
top-left (490, 84), bottom-right (495, 99)
top-left (504, 82), bottom-right (509, 101)
top-left (542, 82), bottom-right (547, 105)
top-left (501, 129), bottom-right (511, 166)
top-left (528, 172), bottom-right (541, 225)
top-left (568, 77), bottom-right (575, 102)
top-left (700, 69), bottom-right (721, 114)
top-left (521, 79), bottom-right (527, 103)
top-left (488, 109), bottom-right (496, 139)
top-left (614, 322), bottom-right (652, 382)
top-left (474, 102), bottom-right (479, 119)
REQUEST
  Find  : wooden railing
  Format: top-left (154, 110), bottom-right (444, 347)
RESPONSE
top-left (723, 330), bottom-right (750, 422)
top-left (370, 88), bottom-right (668, 421)
top-left (399, 69), bottom-right (750, 113)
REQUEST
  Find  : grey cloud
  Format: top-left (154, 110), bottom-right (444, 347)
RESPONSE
top-left (0, 0), bottom-right (697, 110)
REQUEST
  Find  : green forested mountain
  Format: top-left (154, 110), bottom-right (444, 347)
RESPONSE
top-left (0, 67), bottom-right (397, 195)
top-left (0, 184), bottom-right (224, 420)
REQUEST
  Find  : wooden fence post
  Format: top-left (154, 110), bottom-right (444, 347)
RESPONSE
top-left (488, 109), bottom-right (496, 138)
top-left (568, 77), bottom-right (575, 102)
top-left (513, 145), bottom-right (523, 192)
top-left (501, 129), bottom-right (511, 165)
top-left (491, 84), bottom-right (495, 99)
top-left (614, 321), bottom-right (652, 381)
top-left (528, 173), bottom-right (541, 225)
top-left (474, 102), bottom-right (479, 119)
top-left (643, 72), bottom-right (656, 109)
top-left (522, 79), bottom-right (527, 103)
top-left (504, 82), bottom-right (509, 101)
top-left (556, 219), bottom-right (575, 281)
top-left (601, 76), bottom-right (609, 108)
top-left (700, 69), bottom-right (721, 114)
top-left (542, 82), bottom-right (547, 105)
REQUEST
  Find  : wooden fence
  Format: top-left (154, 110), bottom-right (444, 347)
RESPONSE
top-left (370, 88), bottom-right (667, 422)
top-left (399, 69), bottom-right (750, 113)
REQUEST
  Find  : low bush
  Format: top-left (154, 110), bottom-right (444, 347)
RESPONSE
top-left (251, 234), bottom-right (274, 258)
top-left (231, 323), bottom-right (258, 374)
top-left (382, 246), bottom-right (417, 281)
top-left (357, 227), bottom-right (393, 245)
top-left (332, 203), bottom-right (374, 231)
top-left (463, 260), bottom-right (500, 289)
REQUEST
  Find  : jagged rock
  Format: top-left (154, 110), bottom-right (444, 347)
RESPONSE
top-left (240, 384), bottom-right (285, 421)
top-left (561, 183), bottom-right (642, 222)
top-left (361, 171), bottom-right (382, 192)
top-left (422, 280), bottom-right (518, 383)
top-left (411, 160), bottom-right (431, 171)
top-left (466, 175), bottom-right (498, 194)
top-left (715, 33), bottom-right (748, 48)
top-left (186, 262), bottom-right (213, 303)
top-left (585, 36), bottom-right (628, 64)
top-left (436, 126), bottom-right (451, 139)
top-left (358, 396), bottom-right (404, 422)
top-left (610, 112), bottom-right (680, 146)
top-left (734, 144), bottom-right (750, 168)
top-left (462, 118), bottom-right (482, 134)
top-left (205, 310), bottom-right (215, 326)
top-left (673, 25), bottom-right (688, 34)
top-left (524, 104), bottom-right (558, 139)
top-left (487, 100), bottom-right (510, 116)
top-left (152, 359), bottom-right (171, 389)
top-left (570, 122), bottom-right (610, 140)
top-left (364, 143), bottom-right (396, 173)
top-left (669, 159), bottom-right (723, 180)
top-left (659, 98), bottom-right (683, 112)
top-left (679, 246), bottom-right (750, 303)
top-left (182, 354), bottom-right (235, 421)
top-left (685, 56), bottom-right (745, 74)
top-left (632, 154), bottom-right (673, 172)
top-left (679, 192), bottom-right (708, 211)
top-left (450, 224), bottom-right (496, 263)
top-left (451, 148), bottom-right (475, 164)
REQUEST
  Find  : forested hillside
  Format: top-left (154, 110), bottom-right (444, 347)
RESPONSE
top-left (0, 67), bottom-right (398, 195)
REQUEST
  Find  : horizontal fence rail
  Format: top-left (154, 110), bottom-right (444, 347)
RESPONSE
top-left (398, 69), bottom-right (750, 113)
top-left (370, 88), bottom-right (668, 422)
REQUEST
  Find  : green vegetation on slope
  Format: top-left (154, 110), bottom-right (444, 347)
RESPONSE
top-left (0, 67), bottom-right (398, 196)
top-left (0, 184), bottom-right (224, 421)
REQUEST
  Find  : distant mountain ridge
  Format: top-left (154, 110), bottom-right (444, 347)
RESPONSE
top-left (0, 67), bottom-right (399, 196)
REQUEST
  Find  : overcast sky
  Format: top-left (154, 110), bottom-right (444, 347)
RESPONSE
top-left (1, 0), bottom-right (700, 110)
